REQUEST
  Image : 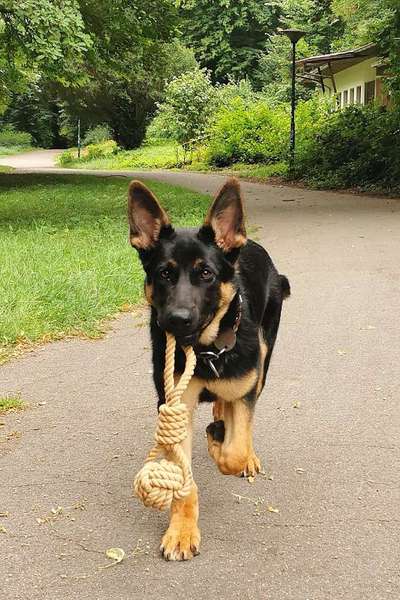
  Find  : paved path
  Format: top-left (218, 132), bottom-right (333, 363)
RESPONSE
top-left (1, 155), bottom-right (400, 600)
top-left (0, 149), bottom-right (62, 169)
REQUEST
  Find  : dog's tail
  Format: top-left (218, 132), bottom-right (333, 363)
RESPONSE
top-left (279, 274), bottom-right (291, 299)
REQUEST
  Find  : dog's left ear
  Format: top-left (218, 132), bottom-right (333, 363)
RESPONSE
top-left (203, 177), bottom-right (246, 252)
top-left (128, 180), bottom-right (171, 249)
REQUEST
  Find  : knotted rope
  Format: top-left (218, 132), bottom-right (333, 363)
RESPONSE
top-left (134, 332), bottom-right (197, 511)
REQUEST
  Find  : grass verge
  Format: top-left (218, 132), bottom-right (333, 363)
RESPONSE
top-left (0, 395), bottom-right (25, 414)
top-left (59, 142), bottom-right (180, 170)
top-left (0, 145), bottom-right (34, 156)
top-left (59, 142), bottom-right (289, 182)
top-left (0, 173), bottom-right (211, 363)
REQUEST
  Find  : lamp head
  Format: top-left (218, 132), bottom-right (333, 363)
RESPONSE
top-left (278, 28), bottom-right (307, 44)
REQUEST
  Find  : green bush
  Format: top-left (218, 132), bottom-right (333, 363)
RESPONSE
top-left (294, 104), bottom-right (400, 190)
top-left (146, 76), bottom-right (257, 147)
top-left (86, 140), bottom-right (118, 160)
top-left (83, 124), bottom-right (113, 146)
top-left (205, 98), bottom-right (290, 166)
top-left (148, 69), bottom-right (216, 153)
top-left (0, 125), bottom-right (32, 147)
top-left (58, 149), bottom-right (77, 166)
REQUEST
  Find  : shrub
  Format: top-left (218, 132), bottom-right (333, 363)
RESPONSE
top-left (83, 124), bottom-right (113, 146)
top-left (0, 125), bottom-right (32, 147)
top-left (215, 79), bottom-right (257, 108)
top-left (146, 69), bottom-right (217, 154)
top-left (86, 140), bottom-right (118, 160)
top-left (205, 98), bottom-right (290, 166)
top-left (146, 76), bottom-right (257, 147)
top-left (294, 103), bottom-right (400, 190)
top-left (57, 149), bottom-right (77, 166)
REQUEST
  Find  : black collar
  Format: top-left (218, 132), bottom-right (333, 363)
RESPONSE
top-left (196, 290), bottom-right (242, 378)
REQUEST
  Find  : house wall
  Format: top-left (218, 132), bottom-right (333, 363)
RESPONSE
top-left (321, 57), bottom-right (380, 107)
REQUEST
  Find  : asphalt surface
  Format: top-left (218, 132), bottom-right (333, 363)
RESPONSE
top-left (0, 149), bottom-right (62, 169)
top-left (1, 151), bottom-right (400, 599)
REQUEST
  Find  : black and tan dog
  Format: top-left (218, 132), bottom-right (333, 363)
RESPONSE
top-left (128, 177), bottom-right (290, 561)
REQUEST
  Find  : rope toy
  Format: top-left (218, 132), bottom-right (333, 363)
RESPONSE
top-left (134, 332), bottom-right (197, 511)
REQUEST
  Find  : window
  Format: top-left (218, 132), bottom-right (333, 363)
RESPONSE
top-left (337, 92), bottom-right (342, 108)
top-left (365, 80), bottom-right (376, 104)
top-left (343, 90), bottom-right (348, 106)
top-left (349, 88), bottom-right (355, 104)
top-left (356, 86), bottom-right (362, 104)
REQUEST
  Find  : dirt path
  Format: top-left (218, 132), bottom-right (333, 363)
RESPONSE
top-left (1, 162), bottom-right (400, 599)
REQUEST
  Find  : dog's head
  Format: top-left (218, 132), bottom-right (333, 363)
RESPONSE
top-left (127, 178), bottom-right (246, 346)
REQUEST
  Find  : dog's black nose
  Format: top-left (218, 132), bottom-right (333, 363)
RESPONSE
top-left (167, 309), bottom-right (193, 334)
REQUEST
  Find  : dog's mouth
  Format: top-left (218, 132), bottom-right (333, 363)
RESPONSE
top-left (157, 313), bottom-right (215, 348)
top-left (176, 332), bottom-right (200, 347)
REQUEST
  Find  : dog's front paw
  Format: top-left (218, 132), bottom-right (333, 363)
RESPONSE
top-left (206, 421), bottom-right (262, 477)
top-left (241, 452), bottom-right (262, 478)
top-left (160, 522), bottom-right (201, 561)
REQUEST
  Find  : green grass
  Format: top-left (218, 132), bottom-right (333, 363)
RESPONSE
top-left (0, 173), bottom-right (211, 362)
top-left (0, 145), bottom-right (33, 156)
top-left (182, 160), bottom-right (288, 179)
top-left (0, 395), bottom-right (25, 414)
top-left (60, 141), bottom-right (289, 183)
top-left (60, 142), bottom-right (180, 170)
top-left (0, 165), bottom-right (13, 173)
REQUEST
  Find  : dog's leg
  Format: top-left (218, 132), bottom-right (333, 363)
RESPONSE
top-left (213, 398), bottom-right (225, 421)
top-left (207, 396), bottom-right (261, 477)
top-left (160, 379), bottom-right (202, 561)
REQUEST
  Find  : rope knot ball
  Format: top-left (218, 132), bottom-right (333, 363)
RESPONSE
top-left (155, 403), bottom-right (188, 446)
top-left (134, 459), bottom-right (185, 511)
top-left (134, 333), bottom-right (197, 511)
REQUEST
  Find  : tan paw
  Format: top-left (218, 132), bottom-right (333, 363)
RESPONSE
top-left (160, 522), bottom-right (201, 561)
top-left (206, 422), bottom-right (261, 477)
top-left (242, 452), bottom-right (262, 478)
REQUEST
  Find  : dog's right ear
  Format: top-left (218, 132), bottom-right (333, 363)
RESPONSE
top-left (127, 180), bottom-right (171, 250)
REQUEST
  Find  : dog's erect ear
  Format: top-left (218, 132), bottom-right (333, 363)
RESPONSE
top-left (127, 180), bottom-right (170, 249)
top-left (203, 178), bottom-right (246, 252)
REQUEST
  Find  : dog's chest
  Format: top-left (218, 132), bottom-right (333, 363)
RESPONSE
top-left (194, 369), bottom-right (257, 402)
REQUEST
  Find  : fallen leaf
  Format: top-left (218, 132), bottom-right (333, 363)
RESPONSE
top-left (247, 476), bottom-right (255, 484)
top-left (337, 349), bottom-right (347, 356)
top-left (105, 547), bottom-right (125, 564)
top-left (293, 402), bottom-right (301, 409)
top-left (295, 468), bottom-right (305, 474)
top-left (51, 506), bottom-right (63, 516)
top-left (0, 512), bottom-right (8, 517)
top-left (267, 506), bottom-right (279, 514)
top-left (0, 524), bottom-right (7, 533)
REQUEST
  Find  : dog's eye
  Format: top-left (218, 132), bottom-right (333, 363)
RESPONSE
top-left (200, 268), bottom-right (213, 281)
top-left (159, 268), bottom-right (171, 280)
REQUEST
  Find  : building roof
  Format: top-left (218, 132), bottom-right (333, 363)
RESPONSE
top-left (296, 43), bottom-right (378, 75)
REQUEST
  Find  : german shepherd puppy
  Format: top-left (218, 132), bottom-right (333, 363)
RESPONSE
top-left (128, 177), bottom-right (290, 561)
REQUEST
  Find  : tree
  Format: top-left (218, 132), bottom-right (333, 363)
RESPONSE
top-left (2, 85), bottom-right (64, 147)
top-left (331, 0), bottom-right (394, 49)
top-left (0, 0), bottom-right (91, 111)
top-left (148, 69), bottom-right (216, 159)
top-left (331, 0), bottom-right (400, 103)
top-left (54, 0), bottom-right (192, 147)
top-left (255, 0), bottom-right (344, 101)
top-left (179, 0), bottom-right (281, 83)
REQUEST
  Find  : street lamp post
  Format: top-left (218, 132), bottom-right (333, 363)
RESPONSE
top-left (278, 29), bottom-right (307, 170)
top-left (77, 118), bottom-right (81, 160)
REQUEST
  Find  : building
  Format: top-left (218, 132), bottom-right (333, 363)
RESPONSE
top-left (296, 43), bottom-right (389, 108)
